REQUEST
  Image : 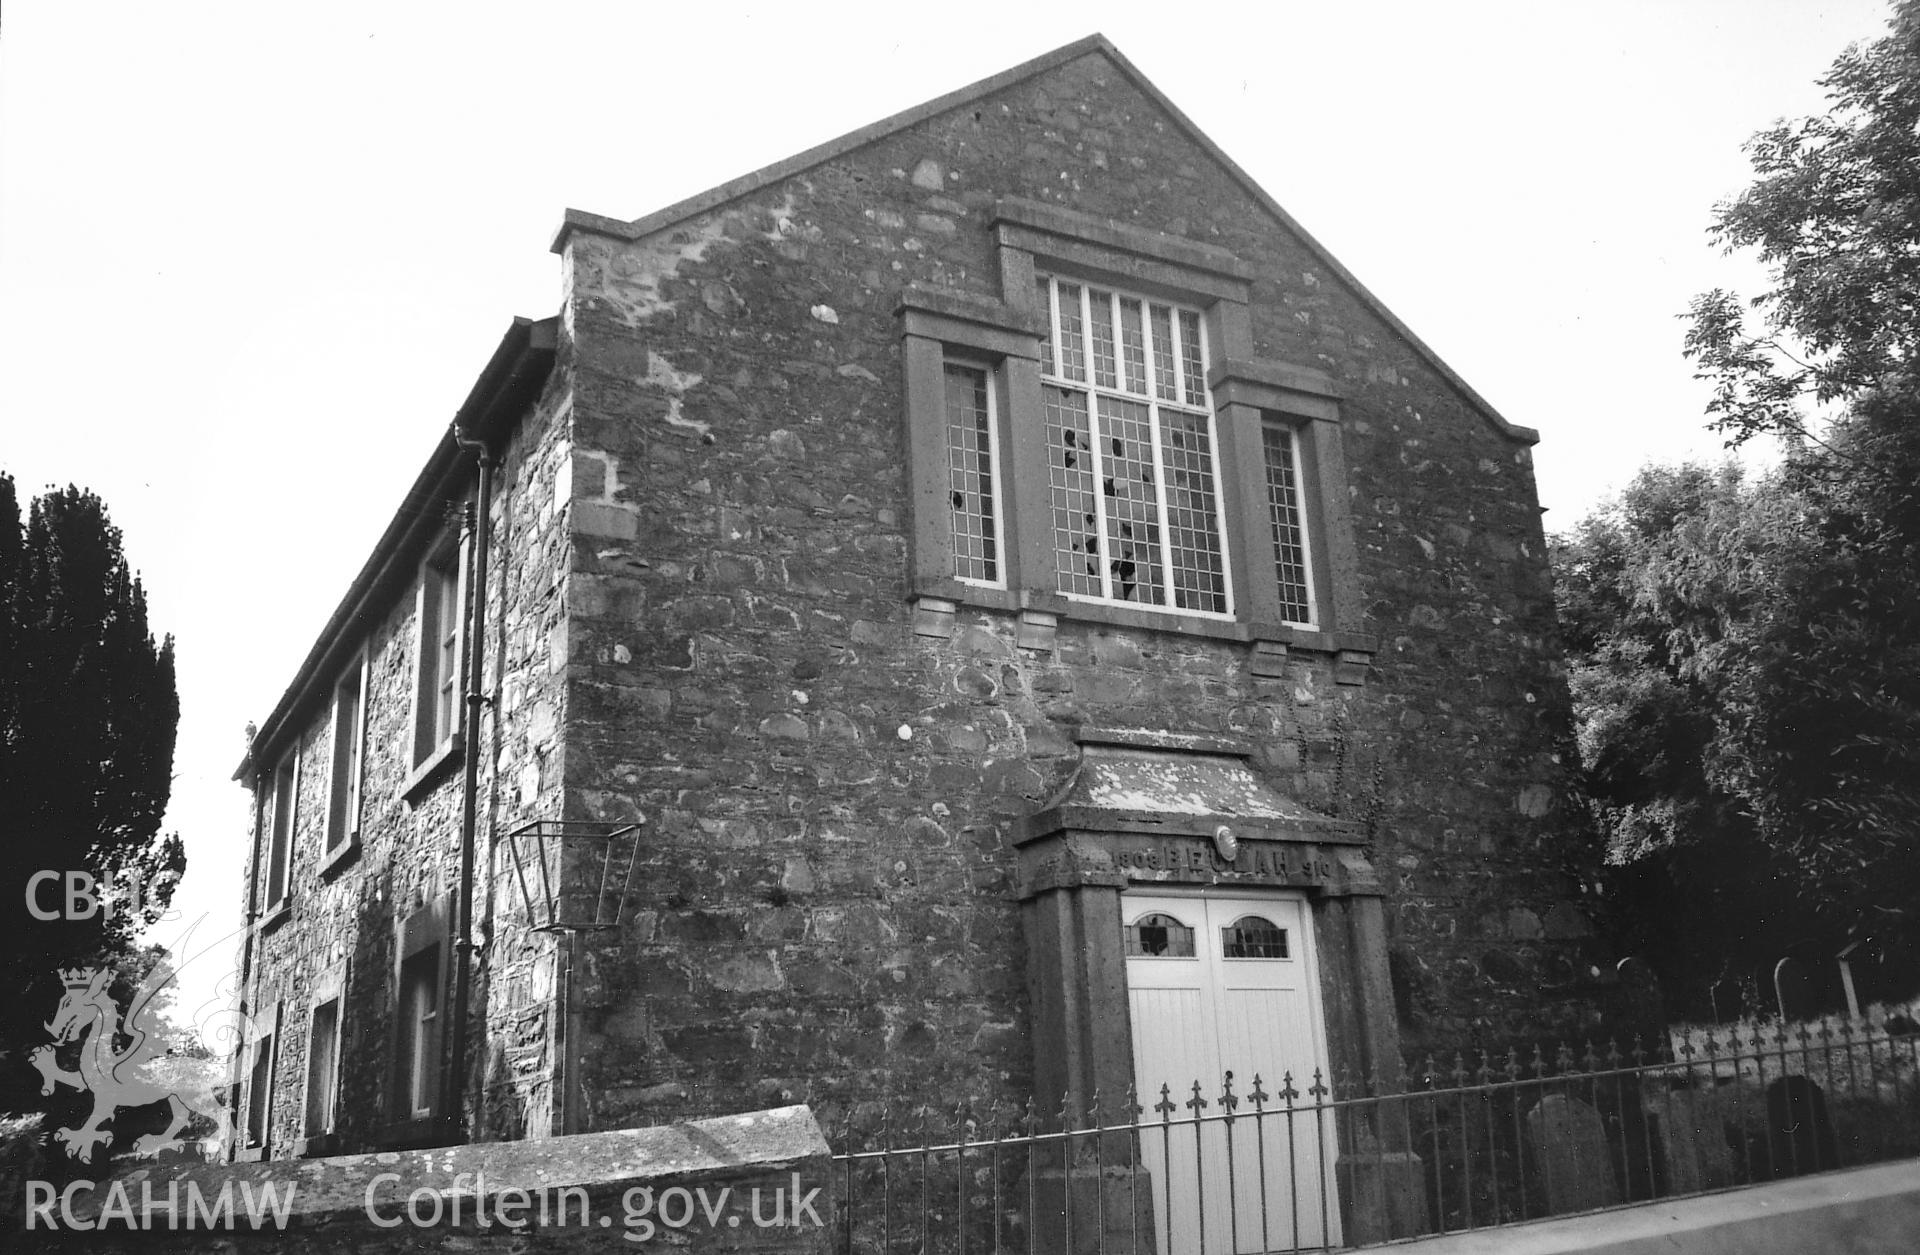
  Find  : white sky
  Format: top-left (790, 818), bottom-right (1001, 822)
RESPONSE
top-left (0, 0), bottom-right (1894, 1035)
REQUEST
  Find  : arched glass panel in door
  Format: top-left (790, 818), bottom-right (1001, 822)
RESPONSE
top-left (1220, 914), bottom-right (1288, 959)
top-left (1126, 912), bottom-right (1196, 957)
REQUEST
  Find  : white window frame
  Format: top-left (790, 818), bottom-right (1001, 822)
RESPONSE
top-left (391, 897), bottom-right (447, 1127)
top-left (303, 994), bottom-right (343, 1141)
top-left (412, 541), bottom-right (465, 767)
top-left (1260, 420), bottom-right (1320, 628)
top-left (1037, 274), bottom-right (1235, 619)
top-left (397, 945), bottom-right (441, 1119)
top-left (325, 654), bottom-right (367, 853)
top-left (242, 1002), bottom-right (280, 1154)
top-left (263, 753), bottom-right (298, 913)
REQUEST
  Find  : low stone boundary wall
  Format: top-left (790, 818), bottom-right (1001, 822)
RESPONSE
top-left (16, 1105), bottom-right (831, 1253)
top-left (1380, 1156), bottom-right (1920, 1255)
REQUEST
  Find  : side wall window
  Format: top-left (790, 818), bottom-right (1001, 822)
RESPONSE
top-left (413, 544), bottom-right (464, 767)
top-left (242, 1001), bottom-right (281, 1156)
top-left (325, 657), bottom-right (366, 853)
top-left (391, 897), bottom-right (448, 1128)
top-left (302, 959), bottom-right (347, 1153)
top-left (305, 1000), bottom-right (341, 1136)
top-left (263, 754), bottom-right (297, 912)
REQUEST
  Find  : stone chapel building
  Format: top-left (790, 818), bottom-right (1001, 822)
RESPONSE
top-left (229, 33), bottom-right (1610, 1197)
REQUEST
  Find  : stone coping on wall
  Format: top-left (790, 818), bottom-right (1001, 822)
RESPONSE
top-left (54, 1105), bottom-right (828, 1230)
top-left (1381, 1157), bottom-right (1920, 1255)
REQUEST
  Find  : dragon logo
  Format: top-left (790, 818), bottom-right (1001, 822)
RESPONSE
top-left (28, 934), bottom-right (236, 1163)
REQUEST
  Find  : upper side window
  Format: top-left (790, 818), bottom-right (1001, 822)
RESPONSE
top-left (304, 996), bottom-right (341, 1140)
top-left (398, 944), bottom-right (441, 1119)
top-left (413, 546), bottom-right (463, 766)
top-left (263, 754), bottom-right (297, 912)
top-left (389, 894), bottom-right (447, 1130)
top-left (325, 657), bottom-right (366, 852)
top-left (243, 1004), bottom-right (280, 1152)
top-left (1036, 276), bottom-right (1229, 616)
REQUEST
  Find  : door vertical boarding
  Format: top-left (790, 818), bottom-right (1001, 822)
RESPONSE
top-left (1126, 891), bottom-right (1341, 1254)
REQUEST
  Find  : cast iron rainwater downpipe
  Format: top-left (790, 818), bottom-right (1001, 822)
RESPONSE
top-left (444, 423), bottom-right (494, 1142)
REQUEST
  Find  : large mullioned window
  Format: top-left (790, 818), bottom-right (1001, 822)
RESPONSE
top-left (1037, 276), bottom-right (1230, 615)
top-left (902, 201), bottom-right (1364, 661)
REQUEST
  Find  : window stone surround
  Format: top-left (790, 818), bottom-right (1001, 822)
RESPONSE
top-left (898, 199), bottom-right (1375, 676)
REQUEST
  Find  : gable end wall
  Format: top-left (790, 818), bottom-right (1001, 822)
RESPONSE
top-left (555, 51), bottom-right (1610, 1131)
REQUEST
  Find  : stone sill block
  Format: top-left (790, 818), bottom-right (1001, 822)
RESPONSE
top-left (402, 737), bottom-right (463, 804)
top-left (70, 1106), bottom-right (830, 1228)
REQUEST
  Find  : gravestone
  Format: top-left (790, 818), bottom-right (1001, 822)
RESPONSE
top-left (1614, 956), bottom-right (1666, 1047)
top-left (1648, 1084), bottom-right (1738, 1193)
top-left (1752, 1076), bottom-right (1837, 1179)
top-left (1524, 1094), bottom-right (1621, 1212)
top-left (1773, 957), bottom-right (1817, 1022)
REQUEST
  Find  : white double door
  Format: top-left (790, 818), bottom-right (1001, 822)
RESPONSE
top-left (1125, 890), bottom-right (1340, 1255)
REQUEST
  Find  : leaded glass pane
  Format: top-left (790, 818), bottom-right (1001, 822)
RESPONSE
top-left (1150, 304), bottom-right (1178, 399)
top-left (1119, 297), bottom-right (1147, 395)
top-left (1046, 386), bottom-right (1102, 596)
top-left (1161, 411), bottom-right (1228, 613)
top-left (1178, 309), bottom-right (1204, 403)
top-left (1035, 275), bottom-right (1231, 616)
top-left (1262, 424), bottom-right (1313, 623)
top-left (1222, 916), bottom-right (1289, 959)
top-left (944, 363), bottom-right (998, 583)
top-left (1127, 912), bottom-right (1196, 957)
top-left (1096, 395), bottom-right (1165, 604)
top-left (1089, 288), bottom-right (1117, 389)
top-left (1057, 282), bottom-right (1086, 381)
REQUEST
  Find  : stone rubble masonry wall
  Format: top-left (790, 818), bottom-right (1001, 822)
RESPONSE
top-left (555, 45), bottom-right (1610, 1138)
top-left (240, 364), bottom-right (577, 1155)
top-left (24, 1106), bottom-right (830, 1255)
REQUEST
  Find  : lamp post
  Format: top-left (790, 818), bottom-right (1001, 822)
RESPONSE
top-left (502, 819), bottom-right (642, 1135)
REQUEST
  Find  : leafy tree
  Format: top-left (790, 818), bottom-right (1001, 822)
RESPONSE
top-left (0, 474), bottom-right (185, 1115)
top-left (1685, 2), bottom-right (1920, 448)
top-left (1558, 433), bottom-right (1920, 1012)
top-left (1563, 0), bottom-right (1920, 1014)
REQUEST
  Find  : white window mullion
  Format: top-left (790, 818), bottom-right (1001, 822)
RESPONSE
top-left (1141, 300), bottom-right (1160, 401)
top-left (1080, 284), bottom-right (1096, 386)
top-left (1287, 427), bottom-right (1317, 623)
top-left (1107, 289), bottom-right (1121, 393)
top-left (1194, 314), bottom-right (1237, 617)
top-left (1052, 282), bottom-right (1067, 381)
top-left (1140, 309), bottom-right (1181, 607)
